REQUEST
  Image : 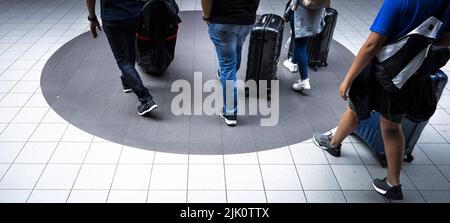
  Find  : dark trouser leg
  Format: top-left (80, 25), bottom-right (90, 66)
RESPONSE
top-left (290, 16), bottom-right (296, 64)
top-left (290, 14), bottom-right (309, 80)
top-left (294, 37), bottom-right (309, 80)
top-left (103, 18), bottom-right (152, 104)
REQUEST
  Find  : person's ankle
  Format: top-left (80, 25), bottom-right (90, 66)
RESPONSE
top-left (386, 177), bottom-right (400, 187)
top-left (330, 137), bottom-right (339, 148)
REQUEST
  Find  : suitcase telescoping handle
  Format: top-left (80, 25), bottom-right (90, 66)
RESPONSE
top-left (261, 15), bottom-right (278, 26)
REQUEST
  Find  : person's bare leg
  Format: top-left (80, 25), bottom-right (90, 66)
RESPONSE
top-left (330, 106), bottom-right (359, 146)
top-left (379, 116), bottom-right (404, 186)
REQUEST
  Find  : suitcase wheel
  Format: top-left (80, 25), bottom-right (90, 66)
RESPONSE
top-left (313, 66), bottom-right (319, 71)
top-left (404, 154), bottom-right (414, 163)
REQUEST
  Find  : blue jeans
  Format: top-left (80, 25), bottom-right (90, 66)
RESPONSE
top-left (290, 15), bottom-right (309, 81)
top-left (208, 23), bottom-right (251, 115)
top-left (103, 18), bottom-right (152, 104)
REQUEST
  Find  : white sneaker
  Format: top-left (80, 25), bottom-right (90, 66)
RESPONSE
top-left (292, 80), bottom-right (304, 91)
top-left (283, 59), bottom-right (298, 73)
top-left (303, 78), bottom-right (311, 90)
top-left (292, 78), bottom-right (311, 91)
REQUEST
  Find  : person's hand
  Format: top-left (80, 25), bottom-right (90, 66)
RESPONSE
top-left (339, 78), bottom-right (352, 101)
top-left (89, 17), bottom-right (102, 38)
top-left (202, 15), bottom-right (211, 25)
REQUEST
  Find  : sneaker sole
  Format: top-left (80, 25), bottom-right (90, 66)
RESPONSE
top-left (372, 182), bottom-right (388, 195)
top-left (225, 120), bottom-right (237, 126)
top-left (220, 114), bottom-right (237, 126)
top-left (291, 86), bottom-right (304, 91)
top-left (138, 104), bottom-right (158, 116)
top-left (292, 85), bottom-right (313, 91)
top-left (292, 86), bottom-right (312, 91)
top-left (372, 182), bottom-right (403, 200)
top-left (123, 89), bottom-right (132, 93)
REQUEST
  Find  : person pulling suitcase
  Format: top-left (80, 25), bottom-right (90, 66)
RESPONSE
top-left (312, 0), bottom-right (450, 200)
top-left (283, 0), bottom-right (330, 91)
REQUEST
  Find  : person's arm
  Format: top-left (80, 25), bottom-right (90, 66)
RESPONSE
top-left (339, 32), bottom-right (387, 100)
top-left (201, 0), bottom-right (213, 21)
top-left (339, 0), bottom-right (398, 100)
top-left (86, 0), bottom-right (102, 38)
top-left (436, 33), bottom-right (450, 47)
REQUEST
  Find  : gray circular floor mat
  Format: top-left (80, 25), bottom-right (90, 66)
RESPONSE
top-left (41, 11), bottom-right (355, 154)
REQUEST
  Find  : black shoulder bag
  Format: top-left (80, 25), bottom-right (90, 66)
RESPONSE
top-left (373, 2), bottom-right (448, 93)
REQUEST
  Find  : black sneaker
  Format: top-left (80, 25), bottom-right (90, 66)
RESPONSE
top-left (220, 112), bottom-right (237, 126)
top-left (121, 76), bottom-right (132, 93)
top-left (123, 87), bottom-right (132, 93)
top-left (137, 99), bottom-right (158, 116)
top-left (373, 178), bottom-right (404, 200)
top-left (313, 132), bottom-right (342, 157)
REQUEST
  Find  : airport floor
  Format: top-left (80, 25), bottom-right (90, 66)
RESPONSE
top-left (0, 0), bottom-right (450, 203)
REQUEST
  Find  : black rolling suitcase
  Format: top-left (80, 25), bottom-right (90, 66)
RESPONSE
top-left (136, 0), bottom-right (181, 74)
top-left (353, 70), bottom-right (448, 166)
top-left (246, 14), bottom-right (284, 98)
top-left (287, 8), bottom-right (338, 71)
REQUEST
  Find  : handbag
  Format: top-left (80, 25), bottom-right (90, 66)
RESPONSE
top-left (373, 1), bottom-right (448, 93)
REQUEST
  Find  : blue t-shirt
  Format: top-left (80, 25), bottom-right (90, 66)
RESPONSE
top-left (100, 0), bottom-right (140, 21)
top-left (370, 0), bottom-right (450, 43)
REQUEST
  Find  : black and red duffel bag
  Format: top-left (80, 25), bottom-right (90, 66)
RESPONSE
top-left (136, 0), bottom-right (181, 74)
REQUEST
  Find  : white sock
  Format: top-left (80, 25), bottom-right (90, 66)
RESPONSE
top-left (386, 179), bottom-right (394, 187)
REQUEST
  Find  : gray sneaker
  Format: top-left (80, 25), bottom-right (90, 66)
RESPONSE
top-left (313, 132), bottom-right (341, 157)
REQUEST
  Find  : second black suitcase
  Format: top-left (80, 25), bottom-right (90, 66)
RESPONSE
top-left (246, 14), bottom-right (284, 96)
top-left (287, 8), bottom-right (338, 71)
